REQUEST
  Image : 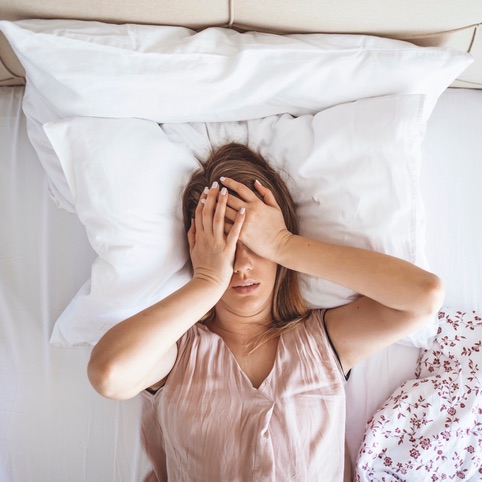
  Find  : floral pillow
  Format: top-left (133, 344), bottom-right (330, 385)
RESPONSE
top-left (355, 308), bottom-right (482, 481)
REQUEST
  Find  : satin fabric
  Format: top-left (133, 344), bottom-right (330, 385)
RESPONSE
top-left (141, 310), bottom-right (346, 481)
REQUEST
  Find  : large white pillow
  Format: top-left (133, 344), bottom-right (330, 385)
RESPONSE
top-left (0, 19), bottom-right (472, 211)
top-left (44, 94), bottom-right (436, 348)
top-left (46, 118), bottom-right (198, 345)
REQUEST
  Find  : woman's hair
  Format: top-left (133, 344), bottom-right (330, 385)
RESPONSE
top-left (182, 142), bottom-right (310, 351)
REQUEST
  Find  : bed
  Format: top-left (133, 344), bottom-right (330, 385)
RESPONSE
top-left (1, 2), bottom-right (482, 481)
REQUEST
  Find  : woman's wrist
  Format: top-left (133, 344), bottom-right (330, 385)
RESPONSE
top-left (190, 274), bottom-right (229, 297)
top-left (273, 231), bottom-right (297, 267)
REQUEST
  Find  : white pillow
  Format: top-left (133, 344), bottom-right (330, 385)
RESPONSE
top-left (0, 19), bottom-right (472, 211)
top-left (44, 94), bottom-right (436, 348)
top-left (46, 118), bottom-right (197, 345)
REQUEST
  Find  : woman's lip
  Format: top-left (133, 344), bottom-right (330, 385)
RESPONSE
top-left (232, 279), bottom-right (259, 288)
top-left (232, 282), bottom-right (260, 294)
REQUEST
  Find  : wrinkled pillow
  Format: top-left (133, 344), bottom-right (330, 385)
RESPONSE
top-left (0, 19), bottom-right (472, 211)
top-left (46, 118), bottom-right (198, 345)
top-left (44, 94), bottom-right (436, 348)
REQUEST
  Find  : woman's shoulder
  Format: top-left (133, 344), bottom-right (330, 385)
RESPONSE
top-left (177, 321), bottom-right (210, 350)
top-left (295, 308), bottom-right (348, 381)
top-left (176, 321), bottom-right (225, 362)
top-left (297, 308), bottom-right (326, 334)
top-left (142, 322), bottom-right (218, 398)
top-left (285, 309), bottom-right (330, 350)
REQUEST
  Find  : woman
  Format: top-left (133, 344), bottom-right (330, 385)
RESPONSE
top-left (88, 143), bottom-right (444, 481)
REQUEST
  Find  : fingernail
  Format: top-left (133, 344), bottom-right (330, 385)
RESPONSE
top-left (220, 187), bottom-right (227, 195)
top-left (201, 199), bottom-right (207, 204)
top-left (255, 179), bottom-right (262, 186)
top-left (211, 181), bottom-right (219, 189)
top-left (240, 207), bottom-right (245, 215)
top-left (203, 187), bottom-right (209, 195)
top-left (220, 176), bottom-right (226, 182)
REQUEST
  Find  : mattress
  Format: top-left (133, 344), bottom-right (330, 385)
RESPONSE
top-left (1, 84), bottom-right (482, 481)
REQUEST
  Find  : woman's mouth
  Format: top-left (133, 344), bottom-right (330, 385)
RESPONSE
top-left (232, 281), bottom-right (260, 294)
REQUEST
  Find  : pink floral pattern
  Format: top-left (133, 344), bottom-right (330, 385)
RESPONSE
top-left (355, 308), bottom-right (482, 481)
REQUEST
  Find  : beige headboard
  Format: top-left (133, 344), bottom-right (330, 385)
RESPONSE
top-left (1, 0), bottom-right (481, 88)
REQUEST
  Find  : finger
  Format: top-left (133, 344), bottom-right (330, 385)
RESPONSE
top-left (224, 205), bottom-right (238, 223)
top-left (202, 182), bottom-right (220, 234)
top-left (220, 176), bottom-right (257, 203)
top-left (223, 221), bottom-right (233, 236)
top-left (195, 187), bottom-right (208, 233)
top-left (225, 193), bottom-right (246, 212)
top-left (213, 187), bottom-right (228, 238)
top-left (226, 207), bottom-right (245, 247)
top-left (254, 179), bottom-right (279, 208)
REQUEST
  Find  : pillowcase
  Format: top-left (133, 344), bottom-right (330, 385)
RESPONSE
top-left (356, 307), bottom-right (482, 480)
top-left (0, 19), bottom-right (472, 211)
top-left (46, 118), bottom-right (198, 345)
top-left (44, 94), bottom-right (436, 348)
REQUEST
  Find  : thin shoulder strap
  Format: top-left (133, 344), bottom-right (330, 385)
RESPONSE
top-left (321, 309), bottom-right (350, 381)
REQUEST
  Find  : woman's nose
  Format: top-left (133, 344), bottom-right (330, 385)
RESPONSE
top-left (233, 244), bottom-right (253, 273)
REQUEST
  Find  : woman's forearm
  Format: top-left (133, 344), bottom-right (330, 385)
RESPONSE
top-left (276, 234), bottom-right (443, 314)
top-left (89, 179), bottom-right (245, 399)
top-left (88, 277), bottom-right (225, 398)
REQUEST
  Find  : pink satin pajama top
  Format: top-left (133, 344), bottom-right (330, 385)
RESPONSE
top-left (141, 309), bottom-right (346, 481)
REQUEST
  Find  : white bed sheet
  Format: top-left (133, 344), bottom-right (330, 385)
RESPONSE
top-left (1, 85), bottom-right (481, 481)
top-left (0, 87), bottom-right (148, 482)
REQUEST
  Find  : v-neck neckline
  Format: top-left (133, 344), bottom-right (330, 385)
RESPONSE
top-left (198, 322), bottom-right (282, 392)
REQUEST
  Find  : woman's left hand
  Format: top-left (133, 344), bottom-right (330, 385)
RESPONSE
top-left (220, 177), bottom-right (292, 262)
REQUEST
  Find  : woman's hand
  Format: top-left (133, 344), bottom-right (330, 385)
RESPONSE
top-left (220, 177), bottom-right (292, 262)
top-left (188, 182), bottom-right (245, 290)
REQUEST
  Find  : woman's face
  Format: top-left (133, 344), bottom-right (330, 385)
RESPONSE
top-left (216, 241), bottom-right (278, 320)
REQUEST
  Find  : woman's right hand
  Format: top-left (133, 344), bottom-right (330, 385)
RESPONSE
top-left (187, 182), bottom-right (245, 291)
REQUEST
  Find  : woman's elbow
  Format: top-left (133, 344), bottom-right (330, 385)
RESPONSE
top-left (417, 274), bottom-right (445, 319)
top-left (87, 356), bottom-right (136, 401)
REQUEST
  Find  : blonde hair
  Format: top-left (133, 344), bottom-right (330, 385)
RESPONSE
top-left (182, 143), bottom-right (310, 351)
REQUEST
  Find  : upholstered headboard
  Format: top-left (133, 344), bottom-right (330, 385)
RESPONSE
top-left (1, 0), bottom-right (481, 88)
